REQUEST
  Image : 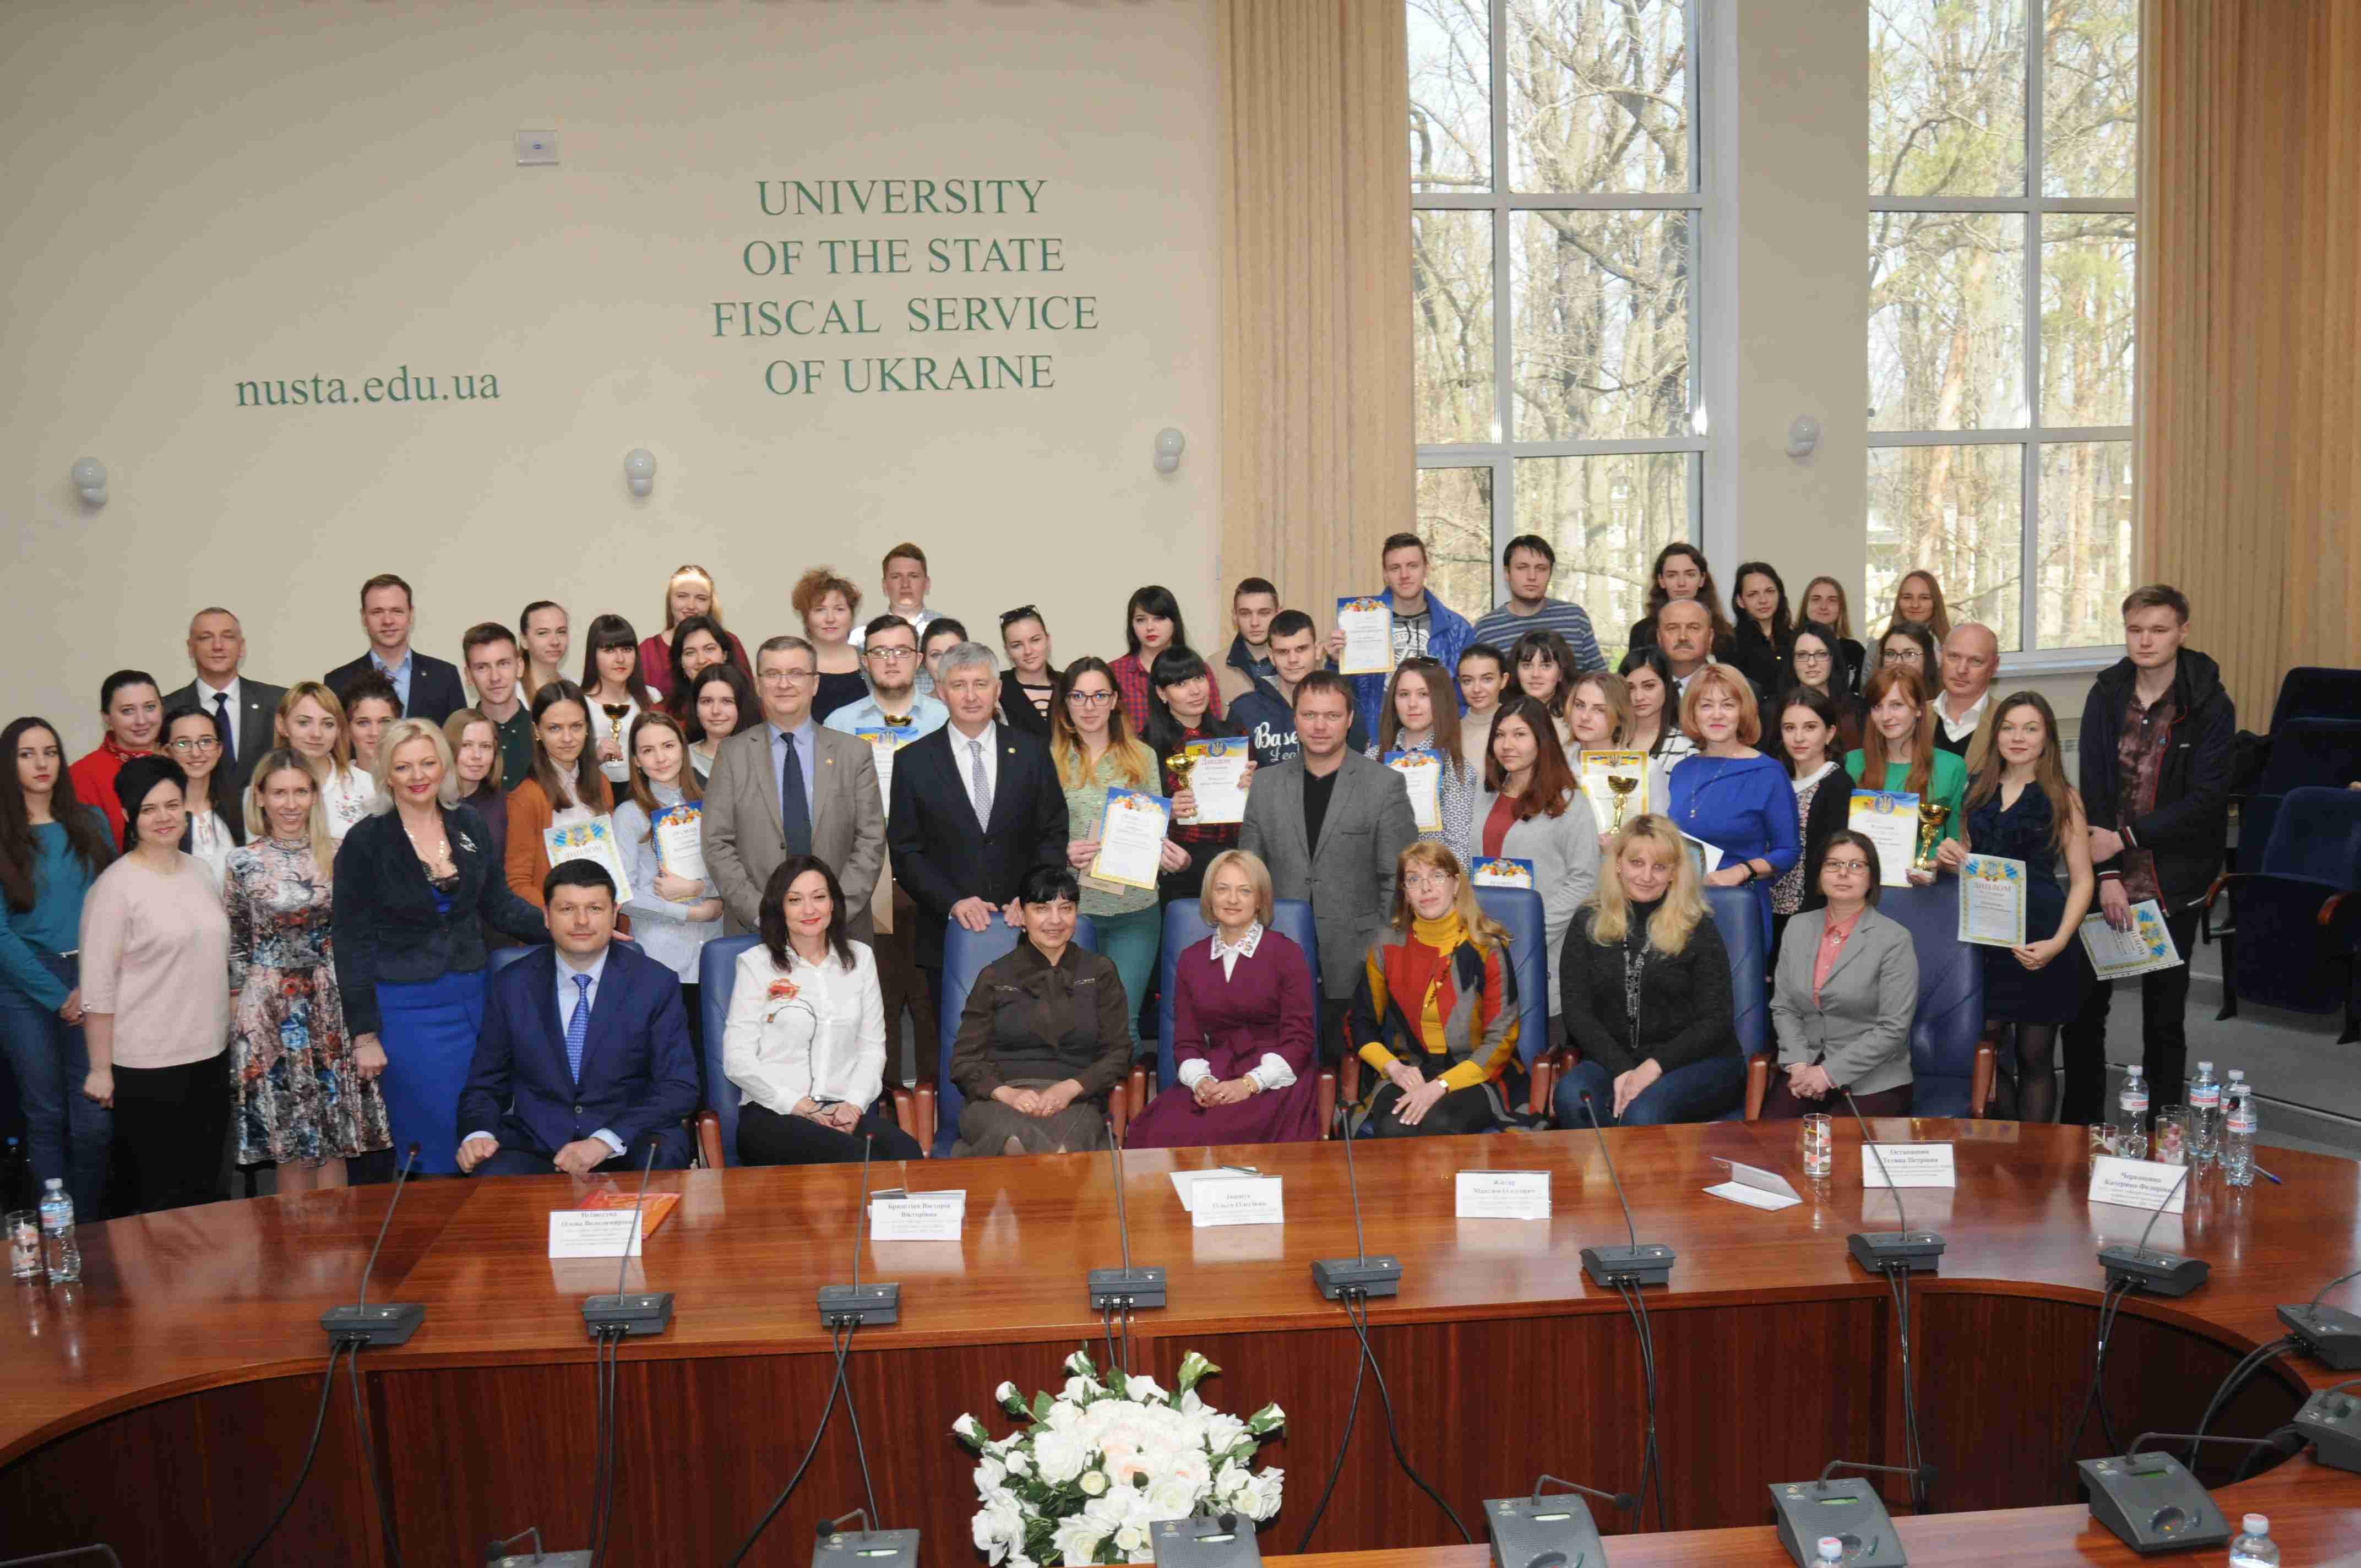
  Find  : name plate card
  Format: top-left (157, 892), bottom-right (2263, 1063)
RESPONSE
top-left (548, 1208), bottom-right (644, 1259)
top-left (1190, 1175), bottom-right (1285, 1229)
top-left (2088, 1154), bottom-right (2188, 1215)
top-left (1704, 1159), bottom-right (1802, 1212)
top-left (1859, 1143), bottom-right (1957, 1189)
top-left (869, 1190), bottom-right (967, 1242)
top-left (1455, 1170), bottom-right (1551, 1220)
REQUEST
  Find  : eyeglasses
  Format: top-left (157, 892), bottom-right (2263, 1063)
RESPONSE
top-left (1066, 690), bottom-right (1116, 707)
top-left (757, 668), bottom-right (817, 685)
top-left (168, 736), bottom-right (221, 753)
top-left (1823, 858), bottom-right (1872, 874)
top-left (1793, 648), bottom-right (1832, 663)
top-left (865, 646), bottom-right (918, 662)
top-left (1402, 872), bottom-right (1457, 891)
top-left (999, 605), bottom-right (1042, 628)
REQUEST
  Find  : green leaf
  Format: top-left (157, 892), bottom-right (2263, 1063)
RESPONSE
top-left (1031, 1390), bottom-right (1054, 1424)
top-left (1175, 1350), bottom-right (1218, 1391)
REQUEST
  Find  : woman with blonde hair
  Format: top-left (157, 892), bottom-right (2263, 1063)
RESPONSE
top-left (637, 563), bottom-right (752, 700)
top-left (274, 682), bottom-right (373, 840)
top-left (1346, 842), bottom-right (1521, 1137)
top-left (1664, 665), bottom-right (1799, 942)
top-left (1123, 849), bottom-right (1319, 1148)
top-left (1553, 814), bottom-right (1743, 1126)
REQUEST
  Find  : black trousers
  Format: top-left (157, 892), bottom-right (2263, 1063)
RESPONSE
top-left (112, 1057), bottom-right (230, 1214)
top-left (1318, 995), bottom-right (1354, 1068)
top-left (737, 1101), bottom-right (923, 1165)
top-left (2060, 906), bottom-right (2200, 1124)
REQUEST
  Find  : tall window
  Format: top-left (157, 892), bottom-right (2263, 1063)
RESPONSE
top-left (1868, 0), bottom-right (2138, 655)
top-left (1410, 0), bottom-right (1704, 656)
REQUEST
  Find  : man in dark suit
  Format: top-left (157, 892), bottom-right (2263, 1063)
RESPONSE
top-left (886, 640), bottom-right (1067, 1036)
top-left (1239, 671), bottom-right (1419, 1061)
top-left (324, 572), bottom-right (468, 727)
top-left (165, 606), bottom-right (285, 806)
top-left (455, 861), bottom-right (700, 1175)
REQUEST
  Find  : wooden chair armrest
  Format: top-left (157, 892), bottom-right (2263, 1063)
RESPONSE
top-left (1127, 1065), bottom-right (1149, 1114)
top-left (1108, 1080), bottom-right (1130, 1141)
top-left (1318, 1070), bottom-right (1338, 1139)
top-left (890, 1088), bottom-right (921, 1150)
top-left (1745, 1056), bottom-right (1769, 1122)
top-left (693, 1108), bottom-right (724, 1170)
top-left (1338, 1053), bottom-right (1362, 1113)
top-left (2322, 892), bottom-right (2350, 929)
top-left (916, 1085), bottom-right (938, 1155)
top-left (2204, 872), bottom-right (2245, 910)
top-left (1527, 1054), bottom-right (1558, 1119)
top-left (1970, 1042), bottom-right (1996, 1120)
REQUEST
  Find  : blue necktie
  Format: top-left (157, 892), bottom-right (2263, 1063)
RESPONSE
top-left (565, 973), bottom-right (591, 1083)
top-left (780, 734), bottom-right (813, 856)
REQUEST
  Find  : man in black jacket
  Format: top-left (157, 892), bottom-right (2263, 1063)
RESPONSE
top-left (2062, 584), bottom-right (2234, 1121)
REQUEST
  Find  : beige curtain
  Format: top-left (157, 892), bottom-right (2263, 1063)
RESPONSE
top-left (2141, 0), bottom-right (2361, 722)
top-left (1217, 0), bottom-right (1413, 617)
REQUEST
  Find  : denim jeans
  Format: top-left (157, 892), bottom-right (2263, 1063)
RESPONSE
top-left (1554, 1051), bottom-right (1746, 1128)
top-left (1089, 903), bottom-right (1165, 1051)
top-left (0, 953), bottom-right (110, 1217)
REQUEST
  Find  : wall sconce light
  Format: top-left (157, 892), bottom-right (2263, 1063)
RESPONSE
top-left (1786, 416), bottom-right (1821, 460)
top-left (624, 448), bottom-right (657, 497)
top-left (70, 457), bottom-right (107, 507)
top-left (1153, 428), bottom-right (1185, 475)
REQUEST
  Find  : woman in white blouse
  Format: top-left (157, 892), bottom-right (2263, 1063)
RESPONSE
top-left (723, 855), bottom-right (922, 1163)
top-left (274, 683), bottom-right (373, 840)
top-left (161, 706), bottom-right (237, 886)
top-left (613, 712), bottom-right (722, 1058)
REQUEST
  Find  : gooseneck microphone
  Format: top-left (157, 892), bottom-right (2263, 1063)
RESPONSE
top-left (1087, 1114), bottom-right (1166, 1311)
top-left (1838, 1088), bottom-right (1944, 1274)
top-left (1313, 1098), bottom-right (1401, 1298)
top-left (819, 1135), bottom-right (901, 1327)
top-left (2097, 1157), bottom-right (2207, 1297)
top-left (583, 1142), bottom-right (674, 1337)
top-left (1483, 1474), bottom-right (1634, 1568)
top-left (319, 1142), bottom-right (426, 1347)
top-left (2279, 1265), bottom-right (2361, 1370)
top-left (1575, 1094), bottom-right (1673, 1287)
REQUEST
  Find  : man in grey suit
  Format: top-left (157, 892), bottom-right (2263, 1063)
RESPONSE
top-left (164, 607), bottom-right (285, 808)
top-left (704, 635), bottom-right (886, 940)
top-left (1239, 670), bottom-right (1419, 1062)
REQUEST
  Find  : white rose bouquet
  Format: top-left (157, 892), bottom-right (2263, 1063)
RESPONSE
top-left (954, 1349), bottom-right (1285, 1566)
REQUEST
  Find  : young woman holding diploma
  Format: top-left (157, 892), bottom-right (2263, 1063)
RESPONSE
top-left (1475, 696), bottom-right (1598, 1036)
top-left (1846, 667), bottom-right (1967, 884)
top-left (1147, 647), bottom-right (1251, 903)
top-left (1933, 692), bottom-right (2095, 1121)
top-left (613, 711), bottom-right (721, 1060)
top-left (1363, 656), bottom-right (1477, 867)
top-left (504, 681), bottom-right (614, 911)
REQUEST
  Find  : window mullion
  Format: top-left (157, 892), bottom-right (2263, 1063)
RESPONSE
top-left (2022, 0), bottom-right (2047, 650)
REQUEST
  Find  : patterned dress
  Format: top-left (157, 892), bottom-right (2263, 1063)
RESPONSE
top-left (225, 837), bottom-right (391, 1164)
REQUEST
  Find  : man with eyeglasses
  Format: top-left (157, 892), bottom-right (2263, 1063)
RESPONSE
top-left (704, 635), bottom-right (886, 945)
top-left (165, 607), bottom-right (285, 805)
top-left (824, 616), bottom-right (949, 739)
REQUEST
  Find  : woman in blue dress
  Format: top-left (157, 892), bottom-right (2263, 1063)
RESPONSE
top-left (1935, 692), bottom-right (2095, 1122)
top-left (1664, 666), bottom-right (1799, 944)
top-left (333, 718), bottom-right (547, 1173)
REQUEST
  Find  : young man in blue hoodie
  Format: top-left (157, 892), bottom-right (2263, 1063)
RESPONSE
top-left (1328, 533), bottom-right (1475, 722)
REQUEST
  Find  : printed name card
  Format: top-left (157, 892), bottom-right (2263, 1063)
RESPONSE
top-left (1455, 1169), bottom-right (1551, 1220)
top-left (1704, 1159), bottom-right (1802, 1212)
top-left (1189, 1175), bottom-right (1285, 1229)
top-left (2088, 1154), bottom-right (2188, 1215)
top-left (869, 1190), bottom-right (967, 1242)
top-left (548, 1208), bottom-right (644, 1259)
top-left (1859, 1143), bottom-right (1957, 1189)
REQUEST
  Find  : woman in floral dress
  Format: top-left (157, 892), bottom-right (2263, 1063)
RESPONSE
top-left (225, 750), bottom-right (389, 1191)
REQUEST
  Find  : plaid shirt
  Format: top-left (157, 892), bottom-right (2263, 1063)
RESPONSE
top-left (1111, 651), bottom-right (1226, 736)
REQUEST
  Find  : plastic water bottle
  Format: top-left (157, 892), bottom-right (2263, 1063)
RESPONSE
top-left (38, 1178), bottom-right (79, 1284)
top-left (1815, 1538), bottom-right (1843, 1566)
top-left (2223, 1084), bottom-right (2257, 1189)
top-left (2228, 1512), bottom-right (2278, 1566)
top-left (2188, 1061), bottom-right (2221, 1168)
top-left (2116, 1065), bottom-right (2150, 1161)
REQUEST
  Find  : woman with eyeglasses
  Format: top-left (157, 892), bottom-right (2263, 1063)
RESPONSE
top-left (1762, 827), bottom-right (1918, 1119)
top-left (998, 606), bottom-right (1056, 738)
top-left (1782, 621), bottom-right (1864, 753)
top-left (161, 704), bottom-right (241, 886)
top-left (793, 567), bottom-right (871, 725)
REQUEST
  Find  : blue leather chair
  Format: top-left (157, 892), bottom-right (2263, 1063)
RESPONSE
top-left (486, 945), bottom-right (537, 978)
top-left (921, 916), bottom-right (1101, 1157)
top-left (2267, 667), bottom-right (2361, 732)
top-left (1873, 881), bottom-right (1992, 1118)
top-left (2207, 786), bottom-right (2361, 1040)
top-left (2235, 717), bottom-right (2361, 873)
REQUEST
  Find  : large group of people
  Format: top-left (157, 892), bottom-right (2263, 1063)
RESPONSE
top-left (0, 534), bottom-right (2234, 1216)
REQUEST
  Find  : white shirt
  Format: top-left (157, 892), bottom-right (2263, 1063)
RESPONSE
top-left (722, 941), bottom-right (888, 1116)
top-left (950, 720), bottom-right (1000, 826)
top-left (1936, 688), bottom-right (1992, 745)
top-left (195, 676), bottom-right (243, 763)
top-left (467, 946), bottom-right (624, 1155)
top-left (590, 693), bottom-right (644, 785)
top-left (185, 809), bottom-right (235, 888)
top-left (320, 765), bottom-right (373, 840)
top-left (1172, 923), bottom-right (1299, 1093)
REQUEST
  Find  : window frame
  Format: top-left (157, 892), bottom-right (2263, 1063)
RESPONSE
top-left (1867, 0), bottom-right (2140, 670)
top-left (1411, 0), bottom-right (1713, 624)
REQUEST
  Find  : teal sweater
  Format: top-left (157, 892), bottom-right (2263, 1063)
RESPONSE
top-left (0, 811), bottom-right (110, 1010)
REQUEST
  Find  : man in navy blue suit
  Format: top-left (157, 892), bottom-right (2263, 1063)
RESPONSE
top-left (455, 860), bottom-right (699, 1175)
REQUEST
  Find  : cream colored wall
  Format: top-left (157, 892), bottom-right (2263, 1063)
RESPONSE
top-left (1, 0), bottom-right (1218, 751)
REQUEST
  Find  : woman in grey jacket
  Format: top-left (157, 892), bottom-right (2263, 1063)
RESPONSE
top-left (1762, 828), bottom-right (1918, 1118)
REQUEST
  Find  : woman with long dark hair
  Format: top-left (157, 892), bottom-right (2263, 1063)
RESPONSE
top-left (504, 681), bottom-right (614, 909)
top-left (1783, 622), bottom-right (1865, 754)
top-left (579, 613), bottom-right (657, 786)
top-left (1366, 655), bottom-right (1478, 867)
top-left (1798, 576), bottom-right (1867, 693)
top-left (1731, 561), bottom-right (1794, 693)
top-left (682, 662), bottom-right (760, 781)
top-left (1768, 688), bottom-right (1856, 962)
top-left (0, 716), bottom-right (115, 1216)
top-left (614, 711), bottom-right (721, 1055)
top-left (1509, 630), bottom-right (1580, 748)
top-left (1149, 646), bottom-right (1252, 903)
top-left (662, 613), bottom-right (733, 722)
top-left (1109, 585), bottom-right (1225, 732)
top-left (1476, 696), bottom-right (1599, 1033)
top-left (1618, 646), bottom-right (1696, 765)
top-left (1626, 543), bottom-right (1737, 658)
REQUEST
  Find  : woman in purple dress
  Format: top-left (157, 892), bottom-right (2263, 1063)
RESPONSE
top-left (1124, 850), bottom-right (1318, 1148)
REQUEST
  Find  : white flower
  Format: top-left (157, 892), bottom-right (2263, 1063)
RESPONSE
top-left (1044, 1400), bottom-right (1084, 1433)
top-left (1197, 1412), bottom-right (1247, 1456)
top-left (1123, 1374), bottom-right (1168, 1403)
top-left (1176, 1350), bottom-right (1217, 1390)
top-left (1064, 1349), bottom-right (1099, 1379)
top-left (1143, 1477), bottom-right (1198, 1521)
top-left (976, 1457), bottom-right (1009, 1495)
top-left (1034, 1428), bottom-right (1091, 1485)
top-left (1216, 1464), bottom-right (1254, 1504)
top-left (1052, 1513), bottom-right (1111, 1567)
top-left (996, 1380), bottom-right (1024, 1409)
top-left (1245, 1467), bottom-right (1285, 1521)
top-left (1063, 1375), bottom-right (1100, 1403)
top-left (973, 1495), bottom-right (1025, 1561)
top-left (1079, 1470), bottom-right (1111, 1497)
top-left (1004, 1447), bottom-right (1035, 1477)
top-left (954, 1414), bottom-right (989, 1449)
top-left (1113, 1523), bottom-right (1150, 1558)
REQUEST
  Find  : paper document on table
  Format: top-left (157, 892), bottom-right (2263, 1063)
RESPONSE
top-left (1704, 1159), bottom-right (1803, 1211)
top-left (1169, 1167), bottom-right (1261, 1212)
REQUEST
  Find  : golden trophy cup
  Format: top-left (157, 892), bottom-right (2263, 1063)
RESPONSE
top-left (1166, 752), bottom-right (1199, 825)
top-left (1911, 801), bottom-right (1951, 875)
top-left (1606, 774), bottom-right (1641, 833)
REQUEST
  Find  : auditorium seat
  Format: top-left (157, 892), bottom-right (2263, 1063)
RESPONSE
top-left (917, 916), bottom-right (1107, 1157)
top-left (1147, 898), bottom-right (1320, 1117)
top-left (1874, 881), bottom-right (1994, 1117)
top-left (2207, 785), bottom-right (2361, 1042)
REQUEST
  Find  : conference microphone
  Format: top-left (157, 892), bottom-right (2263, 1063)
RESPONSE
top-left (1766, 1460), bottom-right (1932, 1568)
top-left (1087, 1115), bottom-right (1166, 1310)
top-left (2097, 1158), bottom-right (2207, 1297)
top-left (319, 1142), bottom-right (426, 1347)
top-left (2072, 1431), bottom-right (2283, 1554)
top-left (1312, 1098), bottom-right (1399, 1300)
top-left (819, 1135), bottom-right (902, 1327)
top-left (1575, 1093), bottom-right (1673, 1288)
top-left (2277, 1264), bottom-right (2361, 1369)
top-left (812, 1508), bottom-right (920, 1568)
top-left (1484, 1474), bottom-right (1631, 1568)
top-left (582, 1142), bottom-right (674, 1337)
top-left (1838, 1087), bottom-right (1944, 1274)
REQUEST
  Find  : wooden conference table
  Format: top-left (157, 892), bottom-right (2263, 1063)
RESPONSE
top-left (3, 1119), bottom-right (2357, 1565)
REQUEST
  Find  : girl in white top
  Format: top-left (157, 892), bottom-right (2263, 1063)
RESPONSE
top-left (580, 613), bottom-right (655, 787)
top-left (722, 857), bottom-right (923, 1164)
top-left (612, 713), bottom-right (722, 989)
top-left (161, 707), bottom-right (235, 886)
top-left (274, 683), bottom-right (372, 840)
